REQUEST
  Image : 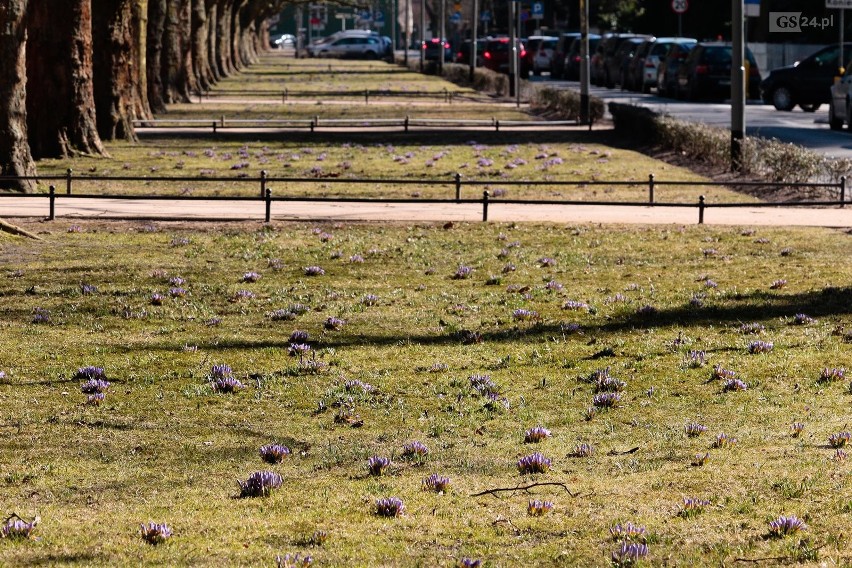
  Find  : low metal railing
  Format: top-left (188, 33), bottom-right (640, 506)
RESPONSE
top-left (0, 172), bottom-right (845, 224)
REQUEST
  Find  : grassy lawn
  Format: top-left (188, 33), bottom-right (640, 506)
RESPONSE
top-left (1, 220), bottom-right (850, 566)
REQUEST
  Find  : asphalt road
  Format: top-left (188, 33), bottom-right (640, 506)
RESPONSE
top-left (539, 78), bottom-right (852, 159)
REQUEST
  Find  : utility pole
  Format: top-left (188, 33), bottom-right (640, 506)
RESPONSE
top-left (731, 0), bottom-right (745, 172)
top-left (470, 0), bottom-right (479, 82)
top-left (579, 0), bottom-right (590, 124)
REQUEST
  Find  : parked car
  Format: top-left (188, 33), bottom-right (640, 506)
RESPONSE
top-left (676, 42), bottom-right (761, 101)
top-left (656, 42), bottom-right (695, 97)
top-left (606, 36), bottom-right (649, 88)
top-left (308, 31), bottom-right (384, 59)
top-left (482, 37), bottom-right (529, 78)
top-left (550, 32), bottom-right (582, 79)
top-left (454, 38), bottom-right (487, 66)
top-left (761, 43), bottom-right (852, 112)
top-left (634, 37), bottom-right (696, 93)
top-left (422, 37), bottom-right (453, 62)
top-left (623, 38), bottom-right (655, 91)
top-left (272, 34), bottom-right (296, 48)
top-left (526, 35), bottom-right (558, 75)
top-left (563, 35), bottom-right (601, 81)
top-left (596, 33), bottom-right (649, 88)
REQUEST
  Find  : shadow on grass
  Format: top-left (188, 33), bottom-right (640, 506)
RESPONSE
top-left (26, 552), bottom-right (104, 566)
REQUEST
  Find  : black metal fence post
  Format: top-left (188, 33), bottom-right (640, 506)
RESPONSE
top-left (455, 173), bottom-right (462, 203)
top-left (404, 116), bottom-right (409, 132)
top-left (698, 195), bottom-right (705, 225)
top-left (841, 176), bottom-right (846, 208)
top-left (265, 189), bottom-right (272, 223)
top-left (482, 190), bottom-right (489, 222)
top-left (365, 90), bottom-right (369, 104)
top-left (48, 185), bottom-right (56, 220)
top-left (260, 170), bottom-right (267, 198)
top-left (66, 168), bottom-right (73, 195)
top-left (648, 173), bottom-right (655, 205)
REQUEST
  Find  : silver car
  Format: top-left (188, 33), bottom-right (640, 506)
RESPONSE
top-left (829, 67), bottom-right (852, 130)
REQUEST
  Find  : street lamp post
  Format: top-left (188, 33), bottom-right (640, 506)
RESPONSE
top-left (731, 0), bottom-right (745, 171)
top-left (579, 0), bottom-right (590, 124)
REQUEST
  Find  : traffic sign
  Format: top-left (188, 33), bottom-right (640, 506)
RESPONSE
top-left (480, 10), bottom-right (491, 22)
top-left (373, 9), bottom-right (384, 23)
top-left (532, 2), bottom-right (544, 19)
top-left (671, 0), bottom-right (688, 14)
top-left (450, 11), bottom-right (461, 24)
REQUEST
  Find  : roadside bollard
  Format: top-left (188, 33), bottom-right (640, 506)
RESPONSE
top-left (698, 195), bottom-right (705, 225)
top-left (66, 168), bottom-right (73, 195)
top-left (648, 173), bottom-right (655, 205)
top-left (455, 173), bottom-right (462, 203)
top-left (841, 176), bottom-right (846, 208)
top-left (260, 170), bottom-right (267, 198)
top-left (482, 190), bottom-right (489, 222)
top-left (265, 189), bottom-right (272, 223)
top-left (49, 185), bottom-right (55, 221)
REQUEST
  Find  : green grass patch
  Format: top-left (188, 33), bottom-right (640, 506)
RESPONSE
top-left (0, 220), bottom-right (851, 566)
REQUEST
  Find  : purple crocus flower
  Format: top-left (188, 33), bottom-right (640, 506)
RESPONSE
top-left (828, 432), bottom-right (851, 448)
top-left (713, 433), bottom-right (737, 448)
top-left (456, 559), bottom-right (481, 568)
top-left (259, 444), bottom-right (291, 464)
top-left (513, 309), bottom-right (539, 321)
top-left (168, 276), bottom-right (185, 286)
top-left (324, 317), bottom-right (345, 330)
top-left (1, 516), bottom-right (39, 539)
top-left (368, 456), bottom-right (391, 476)
top-left (80, 283), bottom-right (98, 295)
top-left (768, 515), bottom-right (807, 536)
top-left (723, 378), bottom-right (748, 392)
top-left (140, 522), bottom-right (172, 545)
top-left (238, 471), bottom-right (283, 498)
top-left (452, 265), bottom-right (474, 279)
top-left (819, 367), bottom-right (845, 382)
top-left (791, 422), bottom-right (805, 437)
top-left (402, 441), bottom-right (429, 460)
top-left (75, 366), bottom-right (107, 381)
top-left (517, 452), bottom-right (552, 474)
top-left (362, 294), bottom-right (379, 306)
top-left (680, 497), bottom-right (711, 518)
top-left (611, 542), bottom-right (649, 566)
top-left (32, 307), bottom-right (51, 324)
top-left (232, 289), bottom-right (255, 301)
top-left (421, 474), bottom-right (451, 493)
top-left (711, 365), bottom-right (737, 380)
top-left (792, 313), bottom-right (815, 325)
top-left (571, 443), bottom-right (594, 457)
top-left (562, 300), bottom-right (589, 310)
top-left (210, 376), bottom-right (245, 393)
top-left (289, 330), bottom-right (309, 343)
top-left (86, 393), bottom-right (106, 406)
top-left (748, 340), bottom-right (774, 354)
top-left (684, 422), bottom-right (708, 437)
top-left (242, 271), bottom-right (261, 282)
top-left (770, 279), bottom-right (787, 289)
top-left (288, 343), bottom-right (312, 357)
top-left (609, 521), bottom-right (646, 541)
top-left (150, 293), bottom-right (164, 306)
top-left (595, 375), bottom-right (627, 393)
top-left (275, 553), bottom-right (314, 567)
top-left (375, 497), bottom-right (405, 517)
top-left (304, 266), bottom-right (325, 276)
top-left (169, 287), bottom-right (187, 298)
top-left (524, 426), bottom-right (552, 443)
top-left (469, 374), bottom-right (498, 395)
top-left (592, 392), bottom-right (620, 409)
top-left (80, 378), bottom-right (111, 394)
top-left (344, 379), bottom-right (374, 393)
top-left (527, 499), bottom-right (554, 516)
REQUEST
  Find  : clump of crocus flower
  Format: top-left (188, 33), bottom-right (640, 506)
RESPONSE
top-left (208, 364), bottom-right (245, 393)
top-left (362, 294), bottom-right (379, 306)
top-left (80, 376), bottom-right (111, 395)
top-left (609, 521), bottom-right (646, 542)
top-left (303, 266), bottom-right (325, 276)
top-left (169, 287), bottom-right (187, 298)
top-left (593, 392), bottom-right (621, 409)
top-left (834, 449), bottom-right (847, 462)
top-left (275, 552), bottom-right (313, 567)
top-left (259, 444), bottom-right (291, 464)
top-left (527, 499), bottom-right (554, 516)
top-left (595, 374), bottom-right (627, 393)
top-left (611, 542), bottom-right (649, 567)
top-left (375, 497), bottom-right (405, 517)
top-left (168, 276), bottom-right (186, 286)
top-left (324, 316), bottom-right (345, 330)
top-left (150, 293), bottom-right (164, 306)
top-left (512, 308), bottom-right (539, 322)
top-left (685, 350), bottom-right (707, 368)
top-left (748, 340), bottom-right (774, 354)
top-left (739, 322), bottom-right (764, 334)
top-left (422, 473), bottom-right (451, 493)
top-left (0, 515), bottom-right (39, 539)
top-left (242, 271), bottom-right (261, 282)
top-left (791, 422), bottom-right (805, 437)
top-left (711, 365), bottom-right (737, 381)
top-left (713, 433), bottom-right (737, 448)
top-left (571, 443), bottom-right (594, 457)
top-left (86, 392), bottom-right (106, 406)
top-left (684, 422), bottom-right (708, 437)
top-left (452, 265), bottom-right (473, 279)
top-left (545, 280), bottom-right (563, 291)
top-left (636, 305), bottom-right (658, 317)
top-left (769, 279), bottom-right (787, 290)
top-left (268, 309), bottom-right (295, 321)
top-left (232, 289), bottom-right (255, 301)
top-left (238, 471), bottom-right (283, 498)
top-left (828, 431), bottom-right (851, 448)
top-left (344, 379), bottom-right (374, 394)
top-left (538, 257), bottom-right (556, 267)
top-left (32, 307), bottom-right (51, 324)
top-left (517, 452), bottom-right (552, 474)
top-left (75, 365), bottom-right (107, 381)
top-left (368, 456), bottom-right (391, 476)
top-left (140, 522), bottom-right (172, 545)
top-left (307, 530), bottom-right (327, 546)
top-left (469, 374), bottom-right (499, 395)
top-left (819, 367), bottom-right (845, 383)
top-left (562, 300), bottom-right (589, 310)
top-left (402, 441), bottom-right (429, 461)
top-left (428, 362), bottom-right (449, 373)
top-left (679, 497), bottom-right (711, 518)
top-left (723, 378), bottom-right (748, 392)
top-left (692, 453), bottom-right (710, 466)
top-left (768, 515), bottom-right (807, 537)
top-left (455, 558), bottom-right (481, 568)
top-left (584, 406), bottom-right (598, 421)
top-left (79, 283), bottom-right (98, 295)
top-left (289, 330), bottom-right (309, 343)
top-left (524, 426), bottom-right (552, 443)
top-left (792, 313), bottom-right (815, 325)
top-left (288, 343), bottom-right (312, 357)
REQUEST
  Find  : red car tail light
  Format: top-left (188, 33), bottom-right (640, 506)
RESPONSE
top-left (695, 64), bottom-right (709, 75)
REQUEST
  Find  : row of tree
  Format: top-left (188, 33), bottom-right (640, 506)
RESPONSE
top-left (0, 0), bottom-right (288, 192)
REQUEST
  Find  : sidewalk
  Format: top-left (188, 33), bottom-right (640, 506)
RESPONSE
top-left (2, 196), bottom-right (850, 227)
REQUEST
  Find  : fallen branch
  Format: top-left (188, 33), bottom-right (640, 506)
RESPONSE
top-left (0, 219), bottom-right (42, 240)
top-left (470, 482), bottom-right (579, 498)
top-left (734, 557), bottom-right (787, 563)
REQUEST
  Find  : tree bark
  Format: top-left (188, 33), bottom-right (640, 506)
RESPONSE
top-left (146, 0), bottom-right (167, 112)
top-left (215, 0), bottom-right (234, 76)
top-left (92, 0), bottom-right (139, 142)
top-left (26, 0), bottom-right (106, 158)
top-left (205, 0), bottom-right (220, 83)
top-left (192, 0), bottom-right (212, 91)
top-left (132, 0), bottom-right (153, 120)
top-left (231, 0), bottom-right (248, 70)
top-left (0, 0), bottom-right (37, 192)
top-left (161, 0), bottom-right (192, 103)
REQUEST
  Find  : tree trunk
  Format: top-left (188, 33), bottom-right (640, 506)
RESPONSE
top-left (92, 0), bottom-right (139, 142)
top-left (162, 0), bottom-right (192, 103)
top-left (231, 0), bottom-right (247, 70)
top-left (215, 0), bottom-right (233, 76)
top-left (205, 0), bottom-right (220, 83)
top-left (0, 0), bottom-right (37, 192)
top-left (192, 0), bottom-right (212, 91)
top-left (26, 0), bottom-right (106, 158)
top-left (146, 0), bottom-right (166, 112)
top-left (132, 0), bottom-right (153, 120)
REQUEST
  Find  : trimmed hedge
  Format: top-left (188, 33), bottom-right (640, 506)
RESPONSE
top-left (530, 87), bottom-right (606, 123)
top-left (610, 102), bottom-right (852, 186)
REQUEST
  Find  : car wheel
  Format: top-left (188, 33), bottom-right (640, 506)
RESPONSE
top-left (364, 51), bottom-right (377, 60)
top-left (771, 87), bottom-right (795, 111)
top-left (799, 103), bottom-right (820, 113)
top-left (829, 103), bottom-right (843, 130)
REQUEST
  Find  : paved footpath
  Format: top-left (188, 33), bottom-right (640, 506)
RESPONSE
top-left (2, 196), bottom-right (851, 227)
